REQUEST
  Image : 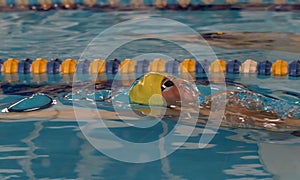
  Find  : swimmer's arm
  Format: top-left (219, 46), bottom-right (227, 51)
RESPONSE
top-left (222, 105), bottom-right (300, 130)
top-left (0, 108), bottom-right (141, 121)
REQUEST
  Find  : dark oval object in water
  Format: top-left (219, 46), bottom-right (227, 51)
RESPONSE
top-left (291, 131), bottom-right (300, 137)
top-left (3, 93), bottom-right (55, 112)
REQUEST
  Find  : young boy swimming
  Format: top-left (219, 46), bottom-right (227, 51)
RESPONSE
top-left (127, 72), bottom-right (300, 131)
top-left (0, 72), bottom-right (299, 131)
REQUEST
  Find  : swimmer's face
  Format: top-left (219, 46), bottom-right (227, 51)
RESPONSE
top-left (129, 72), bottom-right (200, 107)
top-left (161, 76), bottom-right (200, 108)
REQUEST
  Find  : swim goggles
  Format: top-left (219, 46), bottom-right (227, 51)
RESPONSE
top-left (161, 78), bottom-right (175, 92)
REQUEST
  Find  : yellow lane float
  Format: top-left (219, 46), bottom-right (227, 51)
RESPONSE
top-left (210, 59), bottom-right (226, 73)
top-left (31, 58), bottom-right (48, 74)
top-left (271, 59), bottom-right (288, 76)
top-left (149, 58), bottom-right (166, 72)
top-left (180, 59), bottom-right (196, 73)
top-left (61, 58), bottom-right (77, 74)
top-left (119, 58), bottom-right (136, 74)
top-left (90, 59), bottom-right (106, 74)
top-left (3, 58), bottom-right (19, 74)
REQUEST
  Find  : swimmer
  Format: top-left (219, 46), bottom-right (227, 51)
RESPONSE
top-left (130, 32), bottom-right (300, 53)
top-left (0, 72), bottom-right (299, 131)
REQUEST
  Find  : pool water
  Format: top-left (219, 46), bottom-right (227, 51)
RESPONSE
top-left (0, 10), bottom-right (300, 179)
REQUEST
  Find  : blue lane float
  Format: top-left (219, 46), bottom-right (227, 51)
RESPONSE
top-left (105, 59), bottom-right (120, 74)
top-left (226, 60), bottom-right (241, 74)
top-left (257, 60), bottom-right (272, 76)
top-left (166, 60), bottom-right (180, 73)
top-left (47, 58), bottom-right (62, 74)
top-left (135, 59), bottom-right (149, 74)
top-left (76, 59), bottom-right (90, 74)
top-left (196, 59), bottom-right (210, 74)
top-left (288, 60), bottom-right (300, 77)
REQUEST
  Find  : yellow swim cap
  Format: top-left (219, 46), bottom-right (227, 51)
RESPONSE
top-left (129, 72), bottom-right (166, 106)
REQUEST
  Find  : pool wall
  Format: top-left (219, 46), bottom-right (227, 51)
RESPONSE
top-left (1, 0), bottom-right (300, 11)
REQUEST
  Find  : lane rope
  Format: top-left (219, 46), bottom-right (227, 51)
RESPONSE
top-left (0, 57), bottom-right (299, 77)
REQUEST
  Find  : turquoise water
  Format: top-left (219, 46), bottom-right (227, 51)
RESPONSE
top-left (1, 10), bottom-right (300, 60)
top-left (0, 10), bottom-right (300, 179)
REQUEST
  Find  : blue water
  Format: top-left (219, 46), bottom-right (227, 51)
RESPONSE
top-left (0, 10), bottom-right (300, 179)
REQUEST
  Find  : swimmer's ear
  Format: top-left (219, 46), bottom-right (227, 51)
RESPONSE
top-left (2, 93), bottom-right (56, 112)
